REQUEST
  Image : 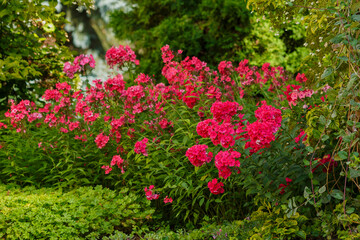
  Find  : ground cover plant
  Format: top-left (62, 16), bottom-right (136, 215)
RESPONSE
top-left (0, 184), bottom-right (154, 239)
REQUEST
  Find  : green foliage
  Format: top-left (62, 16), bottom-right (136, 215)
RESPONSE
top-left (245, 202), bottom-right (308, 240)
top-left (0, 0), bottom-right (94, 110)
top-left (109, 0), bottom-right (308, 76)
top-left (0, 184), bottom-right (154, 239)
top-left (0, 123), bottom-right (110, 188)
top-left (105, 220), bottom-right (257, 239)
top-left (240, 14), bottom-right (309, 72)
top-left (109, 0), bottom-right (251, 76)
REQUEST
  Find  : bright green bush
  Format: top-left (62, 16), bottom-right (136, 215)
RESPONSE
top-left (0, 184), bottom-right (154, 239)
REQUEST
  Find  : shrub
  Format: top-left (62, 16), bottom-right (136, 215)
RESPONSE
top-left (0, 184), bottom-right (154, 239)
top-left (1, 43), bottom-right (359, 238)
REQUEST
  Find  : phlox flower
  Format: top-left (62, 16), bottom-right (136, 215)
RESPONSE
top-left (134, 138), bottom-right (149, 156)
top-left (95, 133), bottom-right (109, 149)
top-left (68, 121), bottom-right (80, 131)
top-left (42, 89), bottom-right (62, 102)
top-left (296, 73), bottom-right (307, 83)
top-left (105, 45), bottom-right (138, 68)
top-left (215, 150), bottom-right (241, 179)
top-left (161, 45), bottom-right (174, 63)
top-left (110, 155), bottom-right (125, 173)
top-left (254, 101), bottom-right (282, 131)
top-left (164, 196), bottom-right (173, 203)
top-left (60, 127), bottom-right (68, 133)
top-left (182, 84), bottom-right (199, 109)
top-left (134, 73), bottom-right (151, 85)
top-left (312, 154), bottom-right (338, 173)
top-left (144, 185), bottom-right (160, 200)
top-left (104, 74), bottom-right (125, 94)
top-left (74, 134), bottom-right (87, 142)
top-left (278, 178), bottom-right (292, 195)
top-left (101, 165), bottom-right (112, 174)
top-left (55, 82), bottom-right (72, 94)
top-left (210, 101), bottom-right (240, 123)
top-left (185, 145), bottom-right (213, 167)
top-left (208, 178), bottom-right (224, 195)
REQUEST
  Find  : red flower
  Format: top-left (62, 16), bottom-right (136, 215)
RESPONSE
top-left (164, 196), bottom-right (173, 203)
top-left (208, 178), bottom-right (224, 195)
top-left (95, 133), bottom-right (109, 149)
top-left (134, 138), bottom-right (149, 156)
top-left (105, 45), bottom-right (138, 68)
top-left (185, 145), bottom-right (213, 167)
top-left (110, 155), bottom-right (125, 173)
top-left (101, 165), bottom-right (112, 174)
top-left (215, 150), bottom-right (241, 179)
top-left (144, 185), bottom-right (160, 200)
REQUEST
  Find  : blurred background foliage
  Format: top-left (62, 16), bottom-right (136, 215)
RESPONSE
top-left (0, 0), bottom-right (94, 111)
top-left (109, 0), bottom-right (308, 77)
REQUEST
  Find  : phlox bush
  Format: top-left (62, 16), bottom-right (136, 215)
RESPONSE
top-left (0, 44), bottom-right (341, 225)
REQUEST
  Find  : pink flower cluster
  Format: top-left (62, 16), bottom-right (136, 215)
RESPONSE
top-left (63, 54), bottom-right (95, 79)
top-left (2, 44), bottom-right (308, 201)
top-left (215, 150), bottom-right (241, 179)
top-left (208, 178), bottom-right (224, 195)
top-left (210, 101), bottom-right (240, 123)
top-left (95, 133), bottom-right (109, 149)
top-left (110, 155), bottom-right (125, 173)
top-left (283, 85), bottom-right (314, 107)
top-left (244, 101), bottom-right (282, 154)
top-left (134, 138), bottom-right (149, 156)
top-left (144, 185), bottom-right (160, 200)
top-left (0, 122), bottom-right (8, 129)
top-left (105, 45), bottom-right (139, 68)
top-left (296, 73), bottom-right (307, 83)
top-left (101, 165), bottom-right (112, 174)
top-left (164, 196), bottom-right (173, 203)
top-left (185, 145), bottom-right (213, 167)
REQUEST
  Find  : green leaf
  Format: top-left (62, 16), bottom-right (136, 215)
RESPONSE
top-left (296, 230), bottom-right (306, 239)
top-left (330, 189), bottom-right (343, 200)
top-left (330, 34), bottom-right (344, 44)
top-left (337, 56), bottom-right (348, 61)
top-left (350, 168), bottom-right (360, 179)
top-left (181, 182), bottom-right (188, 189)
top-left (199, 198), bottom-right (204, 207)
top-left (182, 135), bottom-right (188, 145)
top-left (306, 146), bottom-right (314, 153)
top-left (319, 115), bottom-right (326, 125)
top-left (319, 185), bottom-right (326, 194)
top-left (352, 14), bottom-right (360, 22)
top-left (43, 22), bottom-right (56, 33)
top-left (321, 135), bottom-right (329, 141)
top-left (338, 151), bottom-right (348, 160)
top-left (321, 68), bottom-right (333, 79)
top-left (304, 186), bottom-right (310, 199)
